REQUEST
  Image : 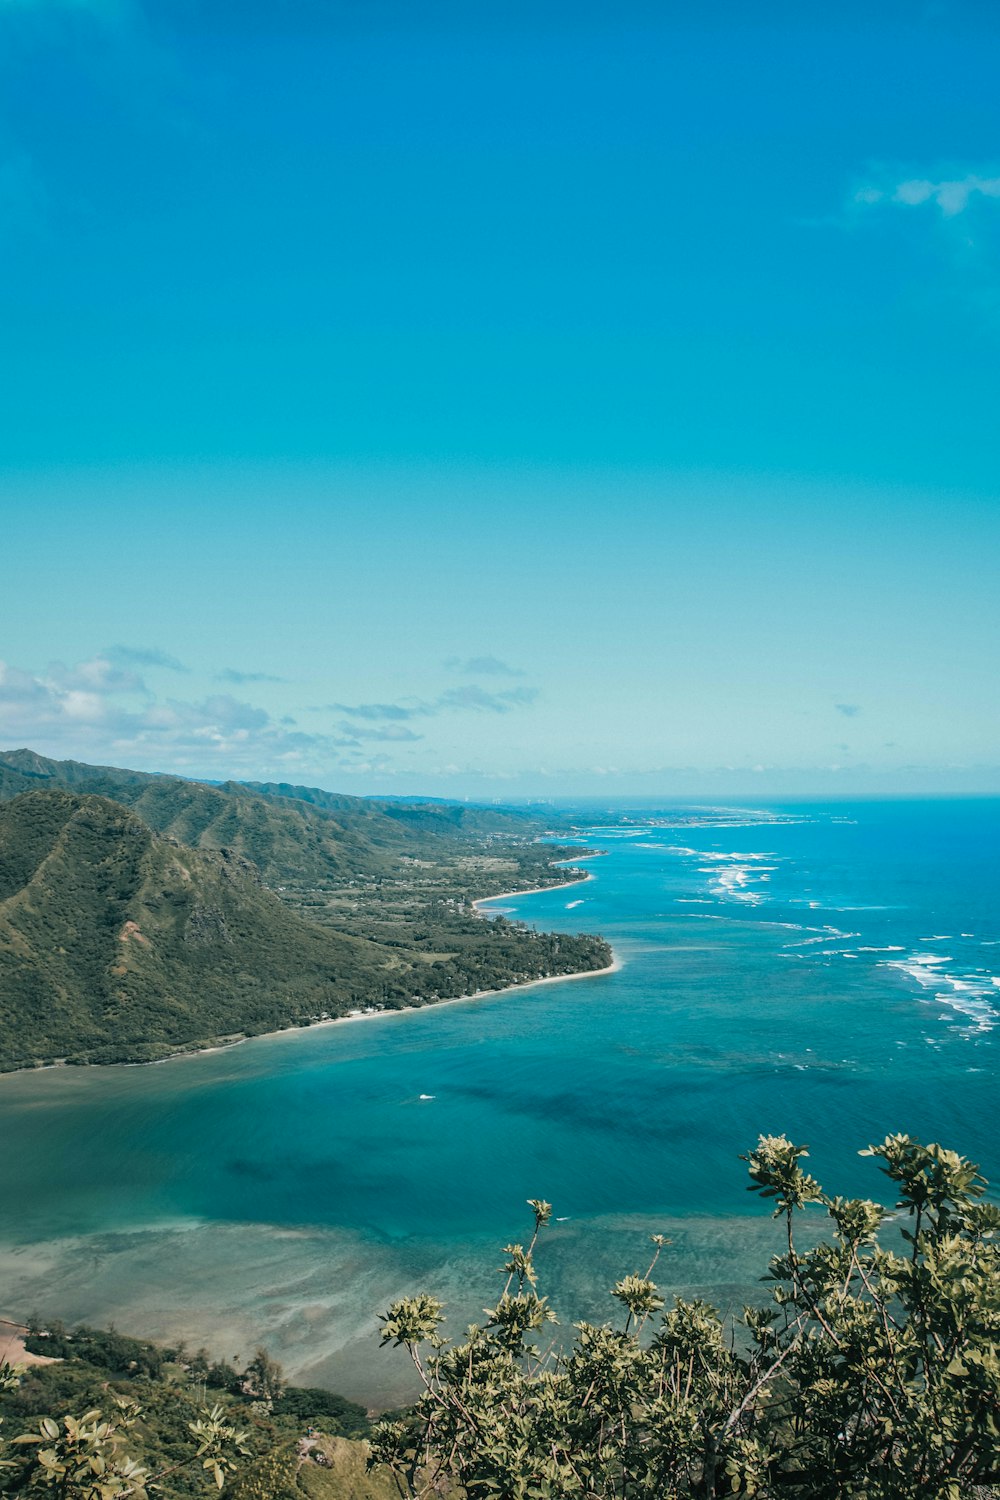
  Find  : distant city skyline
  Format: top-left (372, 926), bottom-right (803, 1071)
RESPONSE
top-left (2, 2), bottom-right (998, 797)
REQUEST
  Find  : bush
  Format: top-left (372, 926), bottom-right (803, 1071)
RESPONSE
top-left (371, 1135), bottom-right (1000, 1499)
top-left (22, 1325), bottom-right (163, 1380)
top-left (271, 1387), bottom-right (369, 1438)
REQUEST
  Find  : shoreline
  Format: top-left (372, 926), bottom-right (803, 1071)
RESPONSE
top-left (170, 948), bottom-right (621, 1057)
top-left (197, 860), bottom-right (618, 1049)
top-left (471, 867), bottom-right (597, 910)
top-left (239, 860), bottom-right (616, 1043)
top-left (329, 947), bottom-right (622, 1029)
top-left (1, 861), bottom-right (616, 1078)
top-left (0, 1316), bottom-right (59, 1369)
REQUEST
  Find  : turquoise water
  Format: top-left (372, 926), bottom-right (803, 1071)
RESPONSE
top-left (0, 799), bottom-right (996, 1405)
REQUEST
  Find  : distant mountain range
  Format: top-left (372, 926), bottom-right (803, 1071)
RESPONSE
top-left (0, 749), bottom-right (545, 886)
top-left (0, 750), bottom-right (610, 1070)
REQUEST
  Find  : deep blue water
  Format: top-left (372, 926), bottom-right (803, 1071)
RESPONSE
top-left (0, 799), bottom-right (996, 1403)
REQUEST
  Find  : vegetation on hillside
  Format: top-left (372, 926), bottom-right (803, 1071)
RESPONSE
top-left (0, 790), bottom-right (386, 1068)
top-left (372, 1134), bottom-right (1000, 1498)
top-left (0, 1320), bottom-right (392, 1500)
top-left (0, 753), bottom-right (612, 1070)
top-left (0, 751), bottom-right (551, 889)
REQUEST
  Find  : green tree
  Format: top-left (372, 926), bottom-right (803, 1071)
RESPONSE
top-left (370, 1135), bottom-right (1000, 1498)
top-left (0, 1380), bottom-right (248, 1500)
top-left (242, 1352), bottom-right (285, 1409)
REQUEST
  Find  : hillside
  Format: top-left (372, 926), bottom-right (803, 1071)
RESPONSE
top-left (0, 790), bottom-right (402, 1067)
top-left (0, 766), bottom-right (611, 1069)
top-left (240, 777), bottom-right (546, 837)
top-left (0, 750), bottom-right (546, 887)
top-left (0, 1317), bottom-right (397, 1500)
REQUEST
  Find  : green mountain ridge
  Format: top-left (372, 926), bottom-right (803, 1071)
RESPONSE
top-left (0, 752), bottom-right (612, 1070)
top-left (238, 777), bottom-right (545, 836)
top-left (0, 750), bottom-right (546, 887)
top-left (0, 789), bottom-right (394, 1068)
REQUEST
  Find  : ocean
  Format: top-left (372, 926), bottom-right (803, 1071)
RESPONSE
top-left (0, 798), bottom-right (996, 1406)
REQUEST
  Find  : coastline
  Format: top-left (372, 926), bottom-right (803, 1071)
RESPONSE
top-left (202, 862), bottom-right (618, 1049)
top-left (269, 861), bottom-right (615, 1038)
top-left (179, 945), bottom-right (621, 1057)
top-left (1, 861), bottom-right (615, 1077)
top-left (328, 946), bottom-right (622, 1029)
top-left (471, 867), bottom-right (596, 910)
top-left (0, 1317), bottom-right (59, 1368)
top-left (175, 870), bottom-right (617, 1056)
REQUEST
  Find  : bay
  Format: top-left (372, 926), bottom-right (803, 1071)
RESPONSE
top-left (0, 798), bottom-right (996, 1406)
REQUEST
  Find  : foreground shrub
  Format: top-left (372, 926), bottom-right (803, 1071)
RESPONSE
top-left (371, 1135), bottom-right (1000, 1498)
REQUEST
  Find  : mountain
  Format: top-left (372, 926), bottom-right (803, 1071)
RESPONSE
top-left (0, 756), bottom-right (611, 1069)
top-left (0, 789), bottom-right (395, 1068)
top-left (239, 778), bottom-right (543, 835)
top-left (0, 750), bottom-right (545, 887)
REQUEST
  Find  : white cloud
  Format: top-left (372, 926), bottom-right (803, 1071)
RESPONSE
top-left (336, 722), bottom-right (423, 743)
top-left (444, 655), bottom-right (525, 677)
top-left (850, 163), bottom-right (1000, 317)
top-left (0, 656), bottom-right (348, 777)
top-left (436, 684), bottom-right (538, 713)
top-left (108, 645), bottom-right (189, 673)
top-left (217, 668), bottom-right (287, 685)
top-left (0, 655), bottom-right (537, 784)
top-left (855, 171), bottom-right (1000, 218)
top-left (48, 655), bottom-right (147, 695)
top-left (336, 684), bottom-right (539, 720)
top-left (330, 701), bottom-right (417, 721)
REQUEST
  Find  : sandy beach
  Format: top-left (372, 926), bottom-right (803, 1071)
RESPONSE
top-left (471, 868), bottom-right (596, 910)
top-left (158, 953), bottom-right (622, 1064)
top-left (333, 945), bottom-right (622, 1027)
top-left (0, 1317), bottom-right (59, 1368)
top-left (307, 865), bottom-right (617, 1031)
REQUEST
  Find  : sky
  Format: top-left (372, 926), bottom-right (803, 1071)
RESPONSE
top-left (1, 0), bottom-right (999, 798)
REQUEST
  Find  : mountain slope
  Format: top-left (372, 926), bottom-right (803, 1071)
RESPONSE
top-left (241, 777), bottom-right (547, 837)
top-left (0, 750), bottom-right (546, 887)
top-left (0, 783), bottom-right (611, 1069)
top-left (0, 790), bottom-right (395, 1067)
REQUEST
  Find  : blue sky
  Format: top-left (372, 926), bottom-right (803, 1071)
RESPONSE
top-left (2, 1), bottom-right (998, 797)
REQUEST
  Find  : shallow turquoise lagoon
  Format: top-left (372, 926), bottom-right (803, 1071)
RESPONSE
top-left (0, 800), bottom-right (996, 1404)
